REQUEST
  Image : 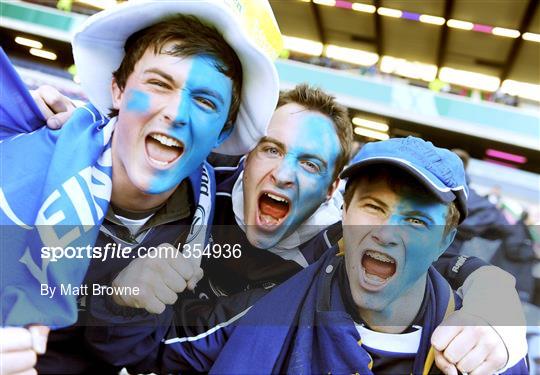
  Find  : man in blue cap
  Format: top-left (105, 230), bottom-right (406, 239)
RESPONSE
top-left (143, 137), bottom-right (527, 374)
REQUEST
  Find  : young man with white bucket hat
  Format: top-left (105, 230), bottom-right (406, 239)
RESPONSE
top-left (0, 0), bottom-right (281, 373)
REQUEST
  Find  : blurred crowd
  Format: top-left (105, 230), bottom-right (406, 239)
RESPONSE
top-left (287, 53), bottom-right (530, 108)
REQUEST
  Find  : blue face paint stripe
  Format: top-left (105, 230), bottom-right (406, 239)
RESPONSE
top-left (296, 114), bottom-right (339, 177)
top-left (148, 55), bottom-right (233, 193)
top-left (266, 114), bottom-right (341, 245)
top-left (126, 90), bottom-right (150, 113)
top-left (357, 193), bottom-right (451, 314)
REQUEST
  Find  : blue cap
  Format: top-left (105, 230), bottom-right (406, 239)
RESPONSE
top-left (340, 137), bottom-right (469, 223)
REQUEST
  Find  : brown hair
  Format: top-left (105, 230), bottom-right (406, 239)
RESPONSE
top-left (343, 165), bottom-right (460, 236)
top-left (110, 15), bottom-right (242, 133)
top-left (452, 148), bottom-right (470, 170)
top-left (277, 84), bottom-right (353, 180)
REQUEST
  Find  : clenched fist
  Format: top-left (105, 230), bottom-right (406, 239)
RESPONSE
top-left (432, 310), bottom-right (508, 375)
top-left (0, 326), bottom-right (49, 375)
top-left (111, 243), bottom-right (204, 314)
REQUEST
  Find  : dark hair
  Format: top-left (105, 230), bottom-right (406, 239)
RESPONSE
top-left (110, 14), bottom-right (242, 133)
top-left (343, 165), bottom-right (460, 236)
top-left (277, 84), bottom-right (353, 180)
top-left (452, 148), bottom-right (470, 170)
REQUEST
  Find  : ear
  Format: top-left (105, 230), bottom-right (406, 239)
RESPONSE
top-left (111, 78), bottom-right (123, 110)
top-left (326, 179), bottom-right (340, 201)
top-left (214, 123), bottom-right (233, 148)
top-left (436, 227), bottom-right (457, 259)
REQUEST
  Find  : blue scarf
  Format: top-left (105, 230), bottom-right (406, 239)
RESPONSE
top-left (0, 49), bottom-right (215, 329)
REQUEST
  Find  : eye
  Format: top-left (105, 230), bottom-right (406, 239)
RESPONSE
top-left (364, 203), bottom-right (384, 213)
top-left (262, 146), bottom-right (282, 158)
top-left (195, 97), bottom-right (217, 111)
top-left (301, 160), bottom-right (320, 173)
top-left (148, 79), bottom-right (171, 90)
top-left (406, 217), bottom-right (427, 227)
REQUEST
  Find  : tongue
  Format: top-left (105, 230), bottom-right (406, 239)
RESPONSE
top-left (362, 255), bottom-right (396, 279)
top-left (146, 137), bottom-right (182, 163)
top-left (259, 195), bottom-right (288, 219)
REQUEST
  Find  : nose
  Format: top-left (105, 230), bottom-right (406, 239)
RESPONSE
top-left (270, 158), bottom-right (295, 189)
top-left (162, 91), bottom-right (188, 127)
top-left (371, 224), bottom-right (399, 248)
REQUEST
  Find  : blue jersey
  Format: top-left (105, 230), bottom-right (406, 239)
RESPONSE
top-left (1, 46), bottom-right (113, 327)
top-left (0, 48), bottom-right (216, 329)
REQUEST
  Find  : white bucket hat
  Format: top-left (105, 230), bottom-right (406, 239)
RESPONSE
top-left (72, 0), bottom-right (282, 155)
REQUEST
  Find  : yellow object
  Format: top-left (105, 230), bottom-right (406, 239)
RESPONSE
top-left (68, 64), bottom-right (77, 76)
top-left (422, 285), bottom-right (455, 375)
top-left (429, 78), bottom-right (446, 92)
top-left (57, 0), bottom-right (73, 11)
top-left (336, 238), bottom-right (345, 256)
top-left (224, 0), bottom-right (283, 60)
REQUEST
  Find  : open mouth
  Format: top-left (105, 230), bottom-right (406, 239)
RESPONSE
top-left (360, 249), bottom-right (397, 290)
top-left (145, 132), bottom-right (184, 168)
top-left (256, 192), bottom-right (290, 229)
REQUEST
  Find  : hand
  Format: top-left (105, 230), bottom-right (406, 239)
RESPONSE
top-left (111, 243), bottom-right (204, 314)
top-left (30, 85), bottom-right (76, 129)
top-left (432, 310), bottom-right (507, 375)
top-left (0, 326), bottom-right (49, 375)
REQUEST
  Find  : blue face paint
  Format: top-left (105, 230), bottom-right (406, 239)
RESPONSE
top-left (388, 196), bottom-right (450, 291)
top-left (279, 116), bottom-right (339, 234)
top-left (244, 110), bottom-right (341, 249)
top-left (147, 55), bottom-right (233, 193)
top-left (343, 179), bottom-right (454, 317)
top-left (112, 48), bottom-right (233, 200)
top-left (126, 90), bottom-right (150, 113)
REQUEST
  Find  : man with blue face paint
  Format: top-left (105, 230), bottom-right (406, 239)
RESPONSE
top-left (333, 139), bottom-right (527, 374)
top-left (114, 137), bottom-right (526, 375)
top-left (205, 85), bottom-right (352, 285)
top-left (0, 0), bottom-right (282, 373)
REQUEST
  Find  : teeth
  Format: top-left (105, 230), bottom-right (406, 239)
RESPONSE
top-left (260, 213), bottom-right (279, 225)
top-left (265, 193), bottom-right (288, 203)
top-left (365, 250), bottom-right (395, 263)
top-left (150, 134), bottom-right (182, 148)
top-left (148, 157), bottom-right (168, 166)
top-left (362, 268), bottom-right (387, 285)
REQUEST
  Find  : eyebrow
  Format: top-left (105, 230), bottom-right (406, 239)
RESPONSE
top-left (357, 195), bottom-right (389, 210)
top-left (259, 137), bottom-right (328, 168)
top-left (143, 68), bottom-right (225, 105)
top-left (259, 136), bottom-right (286, 151)
top-left (144, 68), bottom-right (175, 84)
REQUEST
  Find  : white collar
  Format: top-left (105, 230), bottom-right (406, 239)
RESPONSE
top-left (355, 323), bottom-right (422, 354)
top-left (231, 171), bottom-right (342, 267)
